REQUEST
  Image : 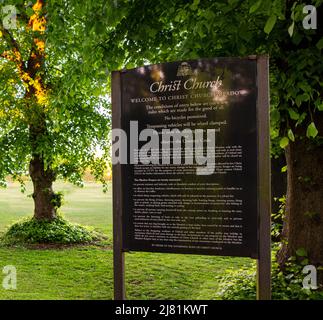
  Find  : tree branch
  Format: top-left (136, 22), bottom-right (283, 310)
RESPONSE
top-left (0, 25), bottom-right (22, 56)
top-left (0, 25), bottom-right (25, 72)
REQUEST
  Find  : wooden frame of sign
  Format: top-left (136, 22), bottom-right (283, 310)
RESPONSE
top-left (112, 55), bottom-right (271, 300)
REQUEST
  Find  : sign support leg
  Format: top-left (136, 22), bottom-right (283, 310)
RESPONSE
top-left (112, 71), bottom-right (126, 300)
top-left (256, 55), bottom-right (271, 300)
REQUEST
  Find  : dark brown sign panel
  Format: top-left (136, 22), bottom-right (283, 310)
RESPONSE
top-left (118, 58), bottom-right (260, 258)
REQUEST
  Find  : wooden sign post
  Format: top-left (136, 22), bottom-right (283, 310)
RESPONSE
top-left (112, 70), bottom-right (126, 300)
top-left (256, 55), bottom-right (271, 300)
top-left (112, 55), bottom-right (271, 300)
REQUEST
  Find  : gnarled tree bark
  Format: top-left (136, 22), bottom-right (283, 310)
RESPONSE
top-left (278, 113), bottom-right (323, 285)
top-left (29, 155), bottom-right (57, 220)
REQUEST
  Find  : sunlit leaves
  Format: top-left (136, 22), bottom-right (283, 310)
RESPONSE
top-left (288, 108), bottom-right (299, 121)
top-left (249, 0), bottom-right (262, 14)
top-left (315, 101), bottom-right (323, 112)
top-left (271, 109), bottom-right (280, 123)
top-left (280, 137), bottom-right (289, 149)
top-left (288, 129), bottom-right (295, 142)
top-left (306, 122), bottom-right (318, 138)
top-left (288, 22), bottom-right (294, 37)
top-left (264, 15), bottom-right (277, 34)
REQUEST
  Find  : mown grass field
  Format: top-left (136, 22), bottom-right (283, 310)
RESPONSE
top-left (0, 182), bottom-right (254, 300)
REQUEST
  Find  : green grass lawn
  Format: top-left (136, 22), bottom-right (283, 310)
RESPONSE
top-left (0, 181), bottom-right (254, 300)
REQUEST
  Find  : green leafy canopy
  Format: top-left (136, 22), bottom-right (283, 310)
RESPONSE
top-left (1, 0), bottom-right (322, 188)
top-left (0, 0), bottom-right (113, 188)
top-left (94, 0), bottom-right (323, 154)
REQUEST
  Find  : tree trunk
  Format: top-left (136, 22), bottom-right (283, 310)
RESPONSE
top-left (278, 114), bottom-right (323, 285)
top-left (29, 122), bottom-right (56, 221)
top-left (29, 155), bottom-right (57, 220)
